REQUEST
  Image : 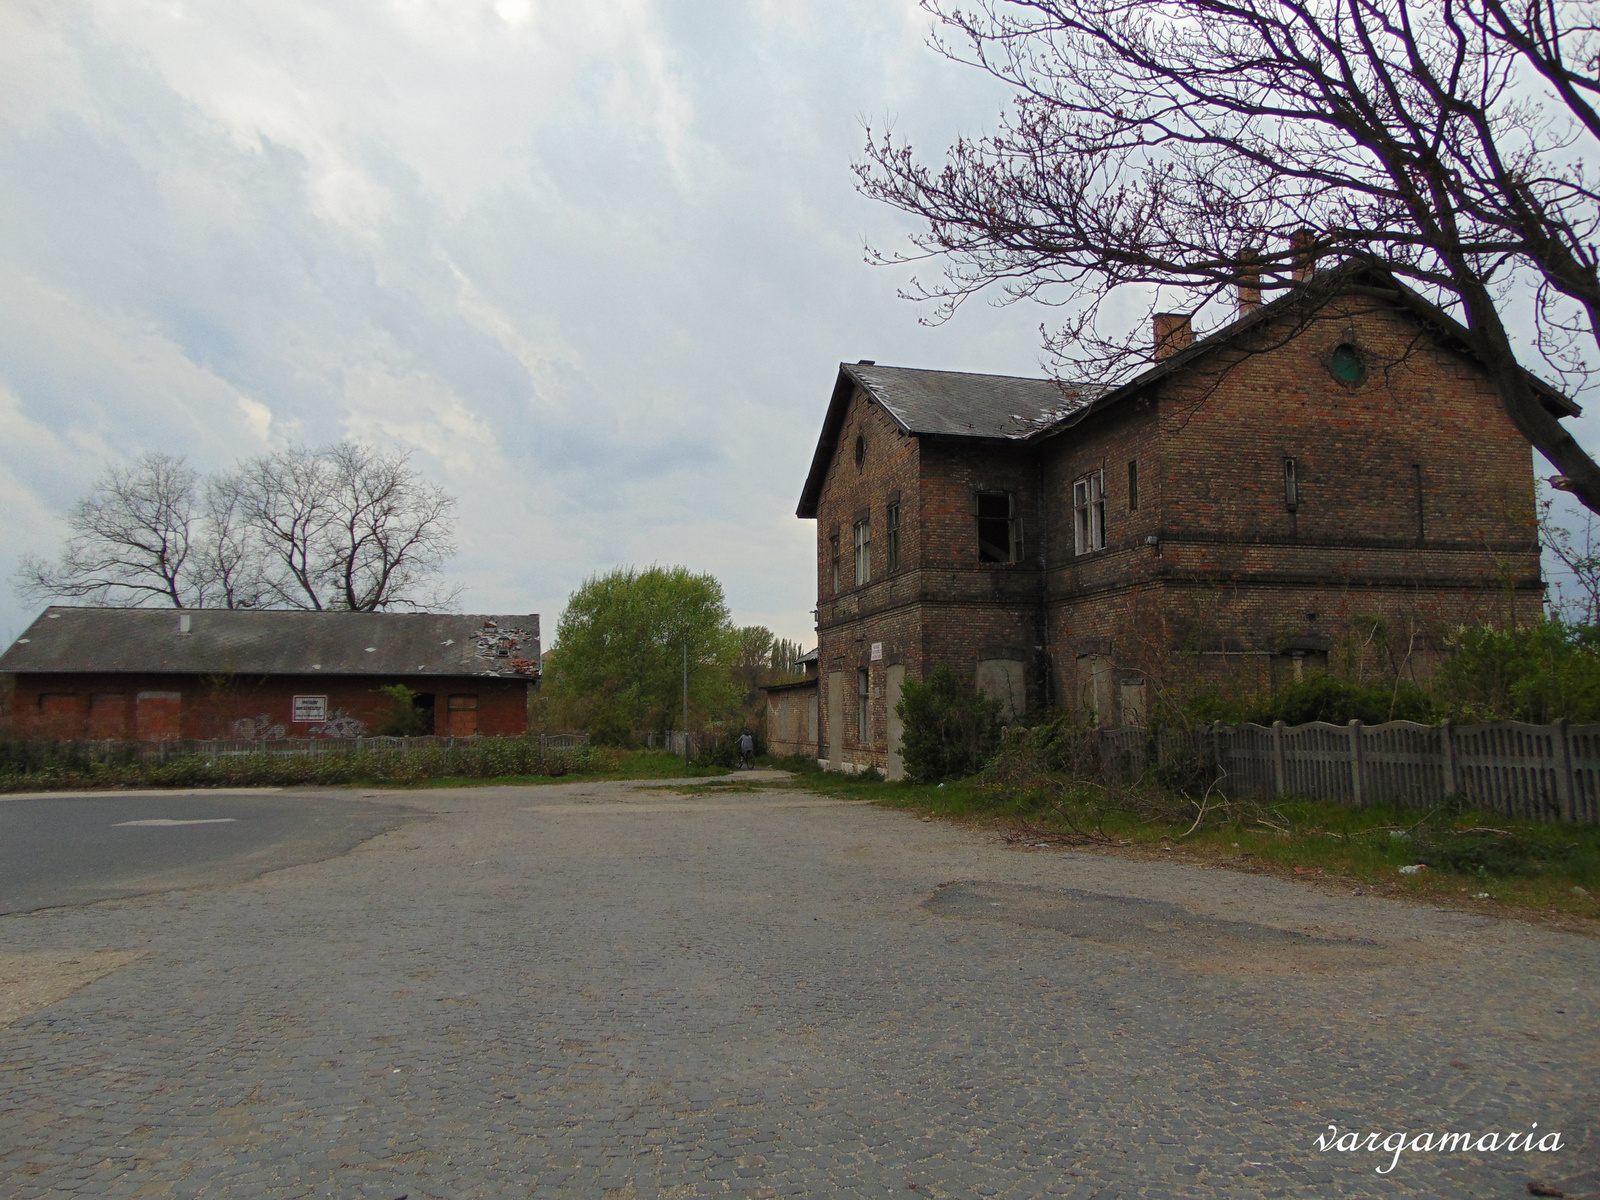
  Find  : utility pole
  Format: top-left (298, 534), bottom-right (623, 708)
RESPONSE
top-left (683, 640), bottom-right (690, 772)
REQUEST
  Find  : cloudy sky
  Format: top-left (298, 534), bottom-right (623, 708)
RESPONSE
top-left (0, 0), bottom-right (1052, 647)
top-left (3, 0), bottom-right (1598, 649)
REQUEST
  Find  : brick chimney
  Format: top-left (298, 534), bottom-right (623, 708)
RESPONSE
top-left (1153, 312), bottom-right (1194, 360)
top-left (1238, 249), bottom-right (1261, 315)
top-left (1291, 228), bottom-right (1316, 283)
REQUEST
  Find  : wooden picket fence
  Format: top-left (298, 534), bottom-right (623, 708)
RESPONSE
top-left (1097, 720), bottom-right (1600, 825)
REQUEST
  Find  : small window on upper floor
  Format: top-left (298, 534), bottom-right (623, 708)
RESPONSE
top-left (829, 531), bottom-right (841, 594)
top-left (1074, 471), bottom-right (1106, 555)
top-left (854, 434), bottom-right (866, 470)
top-left (1127, 460), bottom-right (1139, 512)
top-left (976, 492), bottom-right (1019, 563)
top-left (886, 501), bottom-right (902, 572)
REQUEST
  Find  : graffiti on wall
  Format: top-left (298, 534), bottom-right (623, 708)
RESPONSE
top-left (310, 709), bottom-right (368, 739)
top-left (230, 714), bottom-right (288, 740)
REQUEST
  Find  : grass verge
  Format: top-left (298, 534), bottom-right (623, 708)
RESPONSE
top-left (771, 758), bottom-right (1600, 924)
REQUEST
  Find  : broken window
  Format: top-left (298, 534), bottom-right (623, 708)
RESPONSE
top-left (854, 517), bottom-right (871, 586)
top-left (886, 501), bottom-right (901, 572)
top-left (976, 492), bottom-right (1017, 563)
top-left (830, 531), bottom-right (841, 594)
top-left (857, 667), bottom-right (871, 744)
top-left (1073, 471), bottom-right (1106, 555)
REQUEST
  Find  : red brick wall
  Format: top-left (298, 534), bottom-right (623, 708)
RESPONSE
top-left (805, 298), bottom-right (1551, 742)
top-left (2, 673), bottom-right (532, 740)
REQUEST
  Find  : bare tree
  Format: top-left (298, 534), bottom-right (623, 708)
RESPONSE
top-left (857, 0), bottom-right (1600, 511)
top-left (323, 443), bottom-right (460, 612)
top-left (16, 452), bottom-right (201, 607)
top-left (18, 443), bottom-right (461, 612)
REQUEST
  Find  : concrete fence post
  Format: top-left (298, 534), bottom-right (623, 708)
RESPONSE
top-left (1557, 717), bottom-right (1575, 824)
top-left (1273, 720), bottom-right (1287, 797)
top-left (1441, 718), bottom-right (1458, 797)
top-left (1349, 719), bottom-right (1365, 807)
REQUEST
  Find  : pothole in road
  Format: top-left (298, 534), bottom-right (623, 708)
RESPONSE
top-left (924, 881), bottom-right (1391, 973)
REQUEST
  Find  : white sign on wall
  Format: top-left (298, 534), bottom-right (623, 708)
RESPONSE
top-left (870, 642), bottom-right (883, 661)
top-left (291, 695), bottom-right (328, 723)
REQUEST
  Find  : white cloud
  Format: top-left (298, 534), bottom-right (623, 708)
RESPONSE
top-left (0, 0), bottom-right (1051, 648)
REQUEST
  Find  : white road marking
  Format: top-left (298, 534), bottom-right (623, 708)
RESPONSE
top-left (113, 819), bottom-right (239, 827)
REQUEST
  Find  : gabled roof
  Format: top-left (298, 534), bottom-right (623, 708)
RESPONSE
top-left (0, 607), bottom-right (541, 679)
top-left (796, 263), bottom-right (1580, 518)
top-left (1031, 259), bottom-right (1581, 443)
top-left (796, 363), bottom-right (1093, 518)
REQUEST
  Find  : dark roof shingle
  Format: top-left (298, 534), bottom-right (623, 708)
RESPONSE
top-left (0, 608), bottom-right (541, 679)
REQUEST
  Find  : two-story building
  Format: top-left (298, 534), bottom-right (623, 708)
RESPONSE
top-left (797, 262), bottom-right (1561, 776)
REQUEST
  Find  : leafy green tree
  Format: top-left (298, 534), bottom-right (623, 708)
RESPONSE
top-left (542, 566), bottom-right (739, 742)
top-left (897, 665), bottom-right (1003, 783)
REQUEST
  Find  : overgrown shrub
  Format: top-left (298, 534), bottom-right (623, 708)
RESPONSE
top-left (1185, 673), bottom-right (1432, 726)
top-left (373, 685), bottom-right (428, 737)
top-left (1432, 619), bottom-right (1600, 722)
top-left (897, 665), bottom-right (1002, 783)
top-left (0, 737), bottom-right (624, 792)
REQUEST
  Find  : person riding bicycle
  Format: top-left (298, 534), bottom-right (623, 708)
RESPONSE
top-left (738, 731), bottom-right (755, 769)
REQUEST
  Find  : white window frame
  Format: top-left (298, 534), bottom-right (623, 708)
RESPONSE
top-left (853, 517), bottom-right (871, 586)
top-left (1073, 470), bottom-right (1106, 555)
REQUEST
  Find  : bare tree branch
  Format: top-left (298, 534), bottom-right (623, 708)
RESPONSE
top-left (856, 0), bottom-right (1600, 511)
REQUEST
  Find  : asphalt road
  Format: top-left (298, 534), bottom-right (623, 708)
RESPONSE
top-left (0, 790), bottom-right (422, 914)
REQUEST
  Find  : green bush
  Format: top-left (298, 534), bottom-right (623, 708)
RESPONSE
top-left (1433, 619), bottom-right (1600, 722)
top-left (897, 665), bottom-right (1002, 783)
top-left (0, 737), bottom-right (621, 792)
top-left (1185, 673), bottom-right (1432, 726)
top-left (373, 685), bottom-right (428, 737)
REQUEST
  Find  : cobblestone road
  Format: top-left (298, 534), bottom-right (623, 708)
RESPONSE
top-left (1, 776), bottom-right (1595, 1199)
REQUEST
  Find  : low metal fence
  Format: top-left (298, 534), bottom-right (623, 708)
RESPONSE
top-left (1096, 719), bottom-right (1600, 824)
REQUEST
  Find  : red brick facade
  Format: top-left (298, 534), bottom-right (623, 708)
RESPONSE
top-left (802, 280), bottom-right (1548, 775)
top-left (4, 672), bottom-right (534, 741)
top-left (3, 672), bottom-right (534, 748)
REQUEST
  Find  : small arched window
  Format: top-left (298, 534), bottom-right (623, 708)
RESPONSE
top-left (853, 434), bottom-right (866, 470)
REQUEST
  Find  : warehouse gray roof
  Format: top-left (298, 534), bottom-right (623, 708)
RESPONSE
top-left (0, 607), bottom-right (541, 679)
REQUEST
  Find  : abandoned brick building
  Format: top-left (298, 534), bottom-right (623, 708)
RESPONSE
top-left (0, 608), bottom-right (540, 740)
top-left (797, 262), bottom-right (1562, 777)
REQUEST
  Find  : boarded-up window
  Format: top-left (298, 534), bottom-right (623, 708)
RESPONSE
top-left (87, 694), bottom-right (128, 739)
top-left (38, 693), bottom-right (87, 739)
top-left (136, 692), bottom-right (182, 741)
top-left (447, 694), bottom-right (478, 737)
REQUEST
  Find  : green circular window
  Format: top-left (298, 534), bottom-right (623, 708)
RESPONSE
top-left (1328, 343), bottom-right (1367, 386)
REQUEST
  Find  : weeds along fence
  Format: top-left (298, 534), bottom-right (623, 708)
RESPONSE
top-left (1098, 720), bottom-right (1600, 825)
top-left (0, 733), bottom-right (594, 791)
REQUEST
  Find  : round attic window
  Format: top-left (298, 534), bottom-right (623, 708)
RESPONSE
top-left (854, 434), bottom-right (866, 469)
top-left (1328, 343), bottom-right (1367, 386)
